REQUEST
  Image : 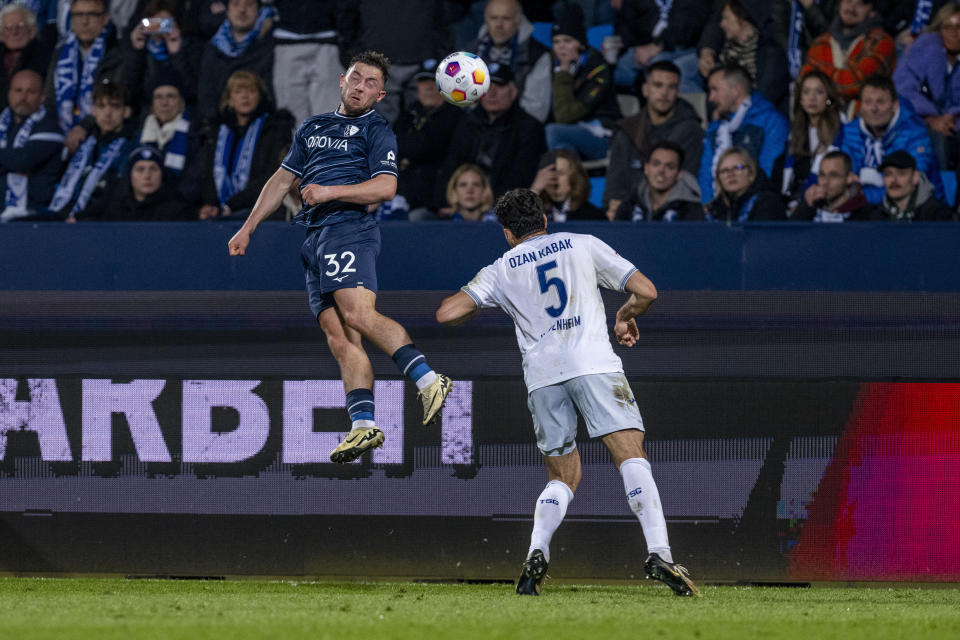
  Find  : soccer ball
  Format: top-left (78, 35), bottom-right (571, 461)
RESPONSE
top-left (435, 52), bottom-right (490, 106)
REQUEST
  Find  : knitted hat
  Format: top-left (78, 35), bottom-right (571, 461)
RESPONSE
top-left (149, 66), bottom-right (185, 96)
top-left (129, 146), bottom-right (164, 169)
top-left (552, 3), bottom-right (587, 47)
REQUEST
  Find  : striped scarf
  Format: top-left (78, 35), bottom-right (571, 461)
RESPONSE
top-left (139, 110), bottom-right (191, 174)
top-left (48, 135), bottom-right (127, 216)
top-left (53, 25), bottom-right (111, 132)
top-left (214, 113), bottom-right (267, 206)
top-left (0, 106), bottom-right (61, 210)
top-left (211, 6), bottom-right (276, 58)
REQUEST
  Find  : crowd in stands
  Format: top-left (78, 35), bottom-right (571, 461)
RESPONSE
top-left (0, 0), bottom-right (958, 224)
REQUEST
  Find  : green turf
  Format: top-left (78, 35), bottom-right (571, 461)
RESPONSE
top-left (2, 577), bottom-right (959, 640)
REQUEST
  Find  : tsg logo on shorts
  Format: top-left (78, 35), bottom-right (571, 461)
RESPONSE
top-left (307, 135), bottom-right (349, 151)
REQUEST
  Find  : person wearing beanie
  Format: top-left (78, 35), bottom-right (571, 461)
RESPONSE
top-left (135, 65), bottom-right (198, 199)
top-left (546, 3), bottom-right (621, 161)
top-left (101, 145), bottom-right (193, 220)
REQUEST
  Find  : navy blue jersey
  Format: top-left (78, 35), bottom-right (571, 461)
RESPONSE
top-left (281, 109), bottom-right (399, 227)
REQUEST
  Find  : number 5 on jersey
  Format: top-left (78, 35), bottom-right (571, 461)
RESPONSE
top-left (536, 260), bottom-right (567, 318)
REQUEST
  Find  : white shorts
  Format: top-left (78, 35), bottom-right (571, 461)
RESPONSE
top-left (526, 372), bottom-right (644, 456)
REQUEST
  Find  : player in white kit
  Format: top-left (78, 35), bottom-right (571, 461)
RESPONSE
top-left (436, 189), bottom-right (700, 597)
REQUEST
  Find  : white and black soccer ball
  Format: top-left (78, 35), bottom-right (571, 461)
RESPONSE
top-left (435, 51), bottom-right (490, 106)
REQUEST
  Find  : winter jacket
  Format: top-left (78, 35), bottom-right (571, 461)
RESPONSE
top-left (468, 15), bottom-right (552, 123)
top-left (603, 98), bottom-right (703, 206)
top-left (837, 101), bottom-right (944, 204)
top-left (197, 105), bottom-right (294, 212)
top-left (196, 27), bottom-right (275, 124)
top-left (122, 36), bottom-right (204, 109)
top-left (801, 16), bottom-right (895, 106)
top-left (614, 0), bottom-right (708, 51)
top-left (543, 198), bottom-right (605, 222)
top-left (0, 38), bottom-right (52, 111)
top-left (705, 174), bottom-right (786, 223)
top-left (616, 170), bottom-right (703, 221)
top-left (102, 182), bottom-right (194, 221)
top-left (699, 92), bottom-right (789, 203)
top-left (551, 48), bottom-right (621, 129)
top-left (395, 100), bottom-right (464, 210)
top-left (439, 102), bottom-right (546, 202)
top-left (791, 187), bottom-right (873, 222)
top-left (894, 32), bottom-right (960, 123)
top-left (875, 173), bottom-right (955, 221)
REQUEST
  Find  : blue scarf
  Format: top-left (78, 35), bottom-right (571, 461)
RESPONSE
top-left (139, 109), bottom-right (191, 174)
top-left (706, 193), bottom-right (758, 223)
top-left (54, 25), bottom-right (111, 132)
top-left (787, 1), bottom-right (806, 78)
top-left (0, 106), bottom-right (58, 209)
top-left (911, 0), bottom-right (934, 36)
top-left (652, 0), bottom-right (674, 39)
top-left (48, 135), bottom-right (127, 216)
top-left (214, 113), bottom-right (266, 206)
top-left (211, 6), bottom-right (276, 58)
top-left (146, 38), bottom-right (169, 61)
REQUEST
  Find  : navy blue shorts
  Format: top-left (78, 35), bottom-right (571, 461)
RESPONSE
top-left (301, 217), bottom-right (381, 318)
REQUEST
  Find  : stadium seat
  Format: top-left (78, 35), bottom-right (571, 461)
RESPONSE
top-left (942, 170), bottom-right (956, 205)
top-left (532, 21), bottom-right (553, 47)
top-left (589, 176), bottom-right (605, 208)
top-left (587, 24), bottom-right (613, 51)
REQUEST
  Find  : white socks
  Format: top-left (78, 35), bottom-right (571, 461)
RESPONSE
top-left (620, 457), bottom-right (672, 563)
top-left (415, 371), bottom-right (437, 390)
top-left (528, 480), bottom-right (574, 563)
top-left (351, 419), bottom-right (376, 431)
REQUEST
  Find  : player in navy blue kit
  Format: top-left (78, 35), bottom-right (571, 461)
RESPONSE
top-left (228, 51), bottom-right (453, 464)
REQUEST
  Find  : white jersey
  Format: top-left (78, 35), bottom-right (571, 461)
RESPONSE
top-left (462, 232), bottom-right (637, 392)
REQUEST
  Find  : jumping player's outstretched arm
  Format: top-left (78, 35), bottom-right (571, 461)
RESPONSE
top-left (436, 291), bottom-right (480, 326)
top-left (227, 167), bottom-right (298, 256)
top-left (614, 270), bottom-right (658, 347)
top-left (301, 174), bottom-right (397, 207)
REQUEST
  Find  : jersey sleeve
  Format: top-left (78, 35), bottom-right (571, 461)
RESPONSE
top-left (588, 236), bottom-right (638, 291)
top-left (461, 263), bottom-right (501, 309)
top-left (367, 121), bottom-right (399, 178)
top-left (280, 121), bottom-right (308, 177)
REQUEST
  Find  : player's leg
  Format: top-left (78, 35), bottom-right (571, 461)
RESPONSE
top-left (333, 286), bottom-right (452, 425)
top-left (516, 384), bottom-right (580, 595)
top-left (318, 305), bottom-right (385, 463)
top-left (573, 373), bottom-right (701, 596)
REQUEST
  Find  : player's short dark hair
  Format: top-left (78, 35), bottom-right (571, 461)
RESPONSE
top-left (495, 189), bottom-right (546, 238)
top-left (646, 60), bottom-right (681, 79)
top-left (647, 140), bottom-right (685, 167)
top-left (821, 150), bottom-right (852, 174)
top-left (861, 73), bottom-right (897, 101)
top-left (708, 63), bottom-right (753, 92)
top-left (349, 50), bottom-right (391, 86)
top-left (93, 79), bottom-right (127, 105)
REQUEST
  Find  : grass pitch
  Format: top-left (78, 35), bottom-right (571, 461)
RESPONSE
top-left (2, 577), bottom-right (959, 640)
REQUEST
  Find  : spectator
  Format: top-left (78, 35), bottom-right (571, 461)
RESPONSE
top-left (801, 0), bottom-right (895, 115)
top-left (699, 64), bottom-right (789, 203)
top-left (530, 149), bottom-right (604, 221)
top-left (270, 0), bottom-right (354, 127)
top-left (46, 0), bottom-right (126, 133)
top-left (875, 149), bottom-right (954, 220)
top-left (101, 145), bottom-right (194, 220)
top-left (603, 60), bottom-right (703, 219)
top-left (0, 69), bottom-right (63, 222)
top-left (698, 0), bottom-right (772, 80)
top-left (714, 0), bottom-right (789, 111)
top-left (468, 0), bottom-right (551, 122)
top-left (612, 0), bottom-right (709, 93)
top-left (197, 69), bottom-right (293, 219)
top-left (837, 74), bottom-right (944, 205)
top-left (0, 4), bottom-right (51, 112)
top-left (439, 163), bottom-right (497, 221)
top-left (354, 0), bottom-right (451, 126)
top-left (124, 0), bottom-right (203, 110)
top-left (196, 0), bottom-right (275, 124)
top-left (876, 0), bottom-right (952, 54)
top-left (395, 58), bottom-right (464, 217)
top-left (545, 2), bottom-right (620, 160)
top-left (438, 63), bottom-right (546, 202)
top-left (782, 70), bottom-right (845, 209)
top-left (894, 3), bottom-right (960, 171)
top-left (792, 149), bottom-right (873, 221)
top-left (46, 80), bottom-right (135, 221)
top-left (136, 67), bottom-right (196, 191)
top-left (613, 140), bottom-right (703, 222)
top-left (706, 146), bottom-right (786, 221)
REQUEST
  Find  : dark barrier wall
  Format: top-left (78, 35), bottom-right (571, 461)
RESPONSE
top-left (1, 221), bottom-right (960, 292)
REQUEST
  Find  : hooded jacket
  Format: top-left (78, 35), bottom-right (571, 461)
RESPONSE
top-left (876, 173), bottom-right (955, 221)
top-left (604, 98), bottom-right (702, 206)
top-left (551, 47), bottom-right (621, 129)
top-left (699, 92), bottom-right (789, 203)
top-left (616, 170), bottom-right (703, 222)
top-left (837, 100), bottom-right (944, 205)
